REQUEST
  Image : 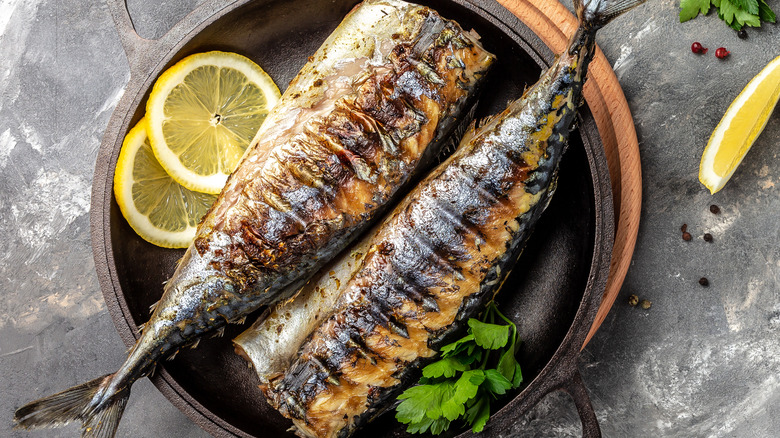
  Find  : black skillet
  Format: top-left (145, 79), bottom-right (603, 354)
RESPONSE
top-left (91, 0), bottom-right (614, 437)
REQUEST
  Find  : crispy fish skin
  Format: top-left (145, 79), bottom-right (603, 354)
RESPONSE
top-left (12, 2), bottom-right (494, 436)
top-left (260, 1), bottom-right (646, 437)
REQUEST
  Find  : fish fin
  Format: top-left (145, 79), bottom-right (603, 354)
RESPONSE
top-left (81, 393), bottom-right (128, 438)
top-left (575, 0), bottom-right (647, 30)
top-left (190, 338), bottom-right (200, 349)
top-left (14, 374), bottom-right (130, 438)
top-left (167, 349), bottom-right (179, 361)
top-left (212, 326), bottom-right (226, 338)
top-left (436, 101), bottom-right (478, 164)
top-left (148, 300), bottom-right (160, 315)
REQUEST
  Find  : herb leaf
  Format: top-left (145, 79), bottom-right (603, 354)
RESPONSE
top-left (731, 0), bottom-right (759, 14)
top-left (483, 369), bottom-right (513, 395)
top-left (464, 397), bottom-right (490, 433)
top-left (395, 302), bottom-right (522, 435)
top-left (680, 0), bottom-right (712, 22)
top-left (440, 333), bottom-right (475, 357)
top-left (423, 357), bottom-right (470, 379)
top-left (396, 385), bottom-right (439, 424)
top-left (759, 0), bottom-right (777, 22)
top-left (468, 319), bottom-right (510, 350)
top-left (681, 0), bottom-right (775, 29)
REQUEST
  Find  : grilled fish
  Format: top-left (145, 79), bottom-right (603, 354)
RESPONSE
top-left (13, 1), bottom-right (494, 436)
top-left (234, 225), bottom-right (378, 384)
top-left (258, 1), bottom-right (646, 436)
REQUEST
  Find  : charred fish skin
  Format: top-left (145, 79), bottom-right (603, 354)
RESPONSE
top-left (261, 1), bottom-right (646, 437)
top-left (12, 1), bottom-right (494, 436)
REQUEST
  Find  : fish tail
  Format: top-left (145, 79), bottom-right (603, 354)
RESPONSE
top-left (574, 0), bottom-right (648, 30)
top-left (13, 373), bottom-right (130, 438)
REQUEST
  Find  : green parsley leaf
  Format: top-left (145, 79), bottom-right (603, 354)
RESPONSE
top-left (396, 301), bottom-right (522, 435)
top-left (429, 417), bottom-right (451, 435)
top-left (730, 0), bottom-right (759, 14)
top-left (759, 0), bottom-right (777, 22)
top-left (680, 0), bottom-right (712, 21)
top-left (405, 416), bottom-right (435, 434)
top-left (497, 347), bottom-right (523, 387)
top-left (719, 0), bottom-right (739, 23)
top-left (482, 369), bottom-right (513, 395)
top-left (736, 8), bottom-right (762, 26)
top-left (453, 369), bottom-right (485, 402)
top-left (464, 396), bottom-right (491, 433)
top-left (439, 333), bottom-right (475, 357)
top-left (468, 319), bottom-right (510, 350)
top-left (424, 381), bottom-right (457, 420)
top-left (681, 0), bottom-right (775, 29)
top-left (396, 385), bottom-right (438, 424)
top-left (423, 357), bottom-right (470, 379)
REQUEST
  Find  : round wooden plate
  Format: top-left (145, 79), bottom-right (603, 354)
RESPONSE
top-left (497, 0), bottom-right (642, 347)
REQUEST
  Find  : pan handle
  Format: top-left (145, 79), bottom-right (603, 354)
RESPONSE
top-left (105, 0), bottom-right (156, 76)
top-left (104, 0), bottom-right (242, 75)
top-left (561, 369), bottom-right (601, 438)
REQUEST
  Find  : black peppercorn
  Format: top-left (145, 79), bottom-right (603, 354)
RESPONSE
top-left (737, 29), bottom-right (747, 39)
top-left (703, 233), bottom-right (713, 242)
top-left (710, 204), bottom-right (720, 214)
top-left (699, 277), bottom-right (709, 287)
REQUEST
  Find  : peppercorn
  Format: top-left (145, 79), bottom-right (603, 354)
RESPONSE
top-left (628, 294), bottom-right (639, 307)
top-left (699, 277), bottom-right (709, 287)
top-left (703, 233), bottom-right (713, 242)
top-left (640, 299), bottom-right (652, 310)
top-left (737, 30), bottom-right (747, 39)
top-left (710, 204), bottom-right (720, 214)
top-left (681, 224), bottom-right (688, 233)
top-left (682, 232), bottom-right (692, 241)
top-left (691, 42), bottom-right (708, 54)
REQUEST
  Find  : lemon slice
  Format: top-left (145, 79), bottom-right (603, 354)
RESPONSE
top-left (146, 51), bottom-right (280, 194)
top-left (114, 118), bottom-right (218, 248)
top-left (700, 55), bottom-right (780, 194)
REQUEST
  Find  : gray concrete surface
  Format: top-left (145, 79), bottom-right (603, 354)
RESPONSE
top-left (2, 0), bottom-right (779, 437)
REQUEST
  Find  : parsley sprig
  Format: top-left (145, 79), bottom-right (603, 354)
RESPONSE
top-left (395, 301), bottom-right (523, 435)
top-left (680, 0), bottom-right (776, 30)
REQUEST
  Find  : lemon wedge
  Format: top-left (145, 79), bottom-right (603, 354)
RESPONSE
top-left (146, 51), bottom-right (280, 194)
top-left (114, 118), bottom-right (218, 248)
top-left (699, 55), bottom-right (780, 194)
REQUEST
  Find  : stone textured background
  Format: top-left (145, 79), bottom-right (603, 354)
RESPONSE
top-left (1, 0), bottom-right (778, 437)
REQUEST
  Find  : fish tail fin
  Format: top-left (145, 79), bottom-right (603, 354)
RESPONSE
top-left (14, 373), bottom-right (129, 438)
top-left (574, 0), bottom-right (648, 30)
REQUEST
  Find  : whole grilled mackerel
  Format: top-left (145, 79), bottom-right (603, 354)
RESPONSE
top-left (12, 1), bottom-right (494, 436)
top-left (260, 1), bottom-right (646, 436)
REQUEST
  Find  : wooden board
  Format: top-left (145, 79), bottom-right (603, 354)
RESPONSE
top-left (496, 0), bottom-right (642, 347)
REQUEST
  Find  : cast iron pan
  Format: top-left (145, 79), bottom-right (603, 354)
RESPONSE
top-left (91, 0), bottom-right (614, 437)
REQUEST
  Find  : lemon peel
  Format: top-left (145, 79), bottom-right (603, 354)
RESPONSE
top-left (146, 51), bottom-right (281, 194)
top-left (699, 54), bottom-right (780, 194)
top-left (114, 118), bottom-right (217, 248)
